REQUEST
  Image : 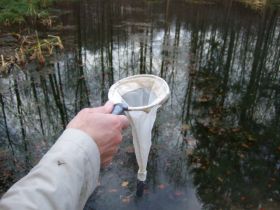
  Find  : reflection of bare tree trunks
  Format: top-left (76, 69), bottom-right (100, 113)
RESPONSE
top-left (220, 29), bottom-right (235, 106)
top-left (275, 85), bottom-right (280, 126)
top-left (0, 93), bottom-right (15, 158)
top-left (40, 76), bottom-right (51, 123)
top-left (240, 7), bottom-right (278, 123)
top-left (13, 79), bottom-right (29, 169)
top-left (140, 29), bottom-right (148, 74)
top-left (149, 25), bottom-right (154, 74)
top-left (101, 46), bottom-right (106, 104)
top-left (31, 76), bottom-right (45, 137)
top-left (108, 2), bottom-right (114, 85)
top-left (160, 26), bottom-right (170, 78)
top-left (57, 63), bottom-right (69, 122)
top-left (49, 74), bottom-right (67, 128)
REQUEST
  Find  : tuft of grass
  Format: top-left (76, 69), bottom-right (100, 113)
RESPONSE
top-left (0, 0), bottom-right (54, 25)
top-left (238, 0), bottom-right (267, 10)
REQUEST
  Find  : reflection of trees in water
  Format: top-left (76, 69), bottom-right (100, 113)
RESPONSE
top-left (0, 0), bottom-right (279, 207)
top-left (182, 5), bottom-right (280, 208)
top-left (240, 8), bottom-right (279, 123)
top-left (0, 93), bottom-right (15, 158)
top-left (189, 122), bottom-right (280, 209)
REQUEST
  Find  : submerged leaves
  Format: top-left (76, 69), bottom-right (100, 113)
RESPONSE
top-left (121, 181), bottom-right (129, 188)
top-left (158, 184), bottom-right (166, 189)
top-left (121, 196), bottom-right (131, 204)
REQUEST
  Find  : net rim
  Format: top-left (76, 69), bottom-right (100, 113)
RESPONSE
top-left (108, 74), bottom-right (170, 111)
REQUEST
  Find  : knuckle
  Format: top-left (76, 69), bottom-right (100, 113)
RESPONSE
top-left (80, 108), bottom-right (90, 114)
top-left (85, 108), bottom-right (92, 113)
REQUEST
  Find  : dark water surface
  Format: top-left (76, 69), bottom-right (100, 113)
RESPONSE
top-left (1, 0), bottom-right (280, 209)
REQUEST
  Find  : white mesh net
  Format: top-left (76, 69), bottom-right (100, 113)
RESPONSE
top-left (108, 74), bottom-right (170, 181)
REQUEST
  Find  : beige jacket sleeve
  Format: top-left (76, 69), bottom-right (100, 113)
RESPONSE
top-left (0, 128), bottom-right (100, 210)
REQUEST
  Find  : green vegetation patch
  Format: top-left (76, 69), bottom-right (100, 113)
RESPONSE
top-left (0, 0), bottom-right (53, 24)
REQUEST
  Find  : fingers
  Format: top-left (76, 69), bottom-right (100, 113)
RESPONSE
top-left (92, 101), bottom-right (114, 114)
top-left (118, 115), bottom-right (130, 129)
top-left (103, 113), bottom-right (130, 130)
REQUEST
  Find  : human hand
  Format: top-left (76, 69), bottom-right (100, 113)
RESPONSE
top-left (67, 101), bottom-right (130, 167)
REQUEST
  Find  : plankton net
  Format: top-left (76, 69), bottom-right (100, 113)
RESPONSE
top-left (108, 74), bottom-right (170, 196)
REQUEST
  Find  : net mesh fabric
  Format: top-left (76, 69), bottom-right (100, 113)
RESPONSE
top-left (108, 74), bottom-right (169, 111)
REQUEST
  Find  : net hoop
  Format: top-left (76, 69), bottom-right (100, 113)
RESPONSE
top-left (108, 74), bottom-right (170, 111)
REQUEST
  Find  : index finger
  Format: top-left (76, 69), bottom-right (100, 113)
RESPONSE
top-left (92, 101), bottom-right (114, 114)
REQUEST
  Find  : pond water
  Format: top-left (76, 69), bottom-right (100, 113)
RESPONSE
top-left (0, 0), bottom-right (280, 209)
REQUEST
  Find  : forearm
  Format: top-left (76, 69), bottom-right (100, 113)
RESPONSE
top-left (0, 128), bottom-right (100, 210)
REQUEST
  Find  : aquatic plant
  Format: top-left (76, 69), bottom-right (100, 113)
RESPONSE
top-left (0, 32), bottom-right (63, 74)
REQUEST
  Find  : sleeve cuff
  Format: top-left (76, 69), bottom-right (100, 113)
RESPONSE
top-left (57, 128), bottom-right (100, 160)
